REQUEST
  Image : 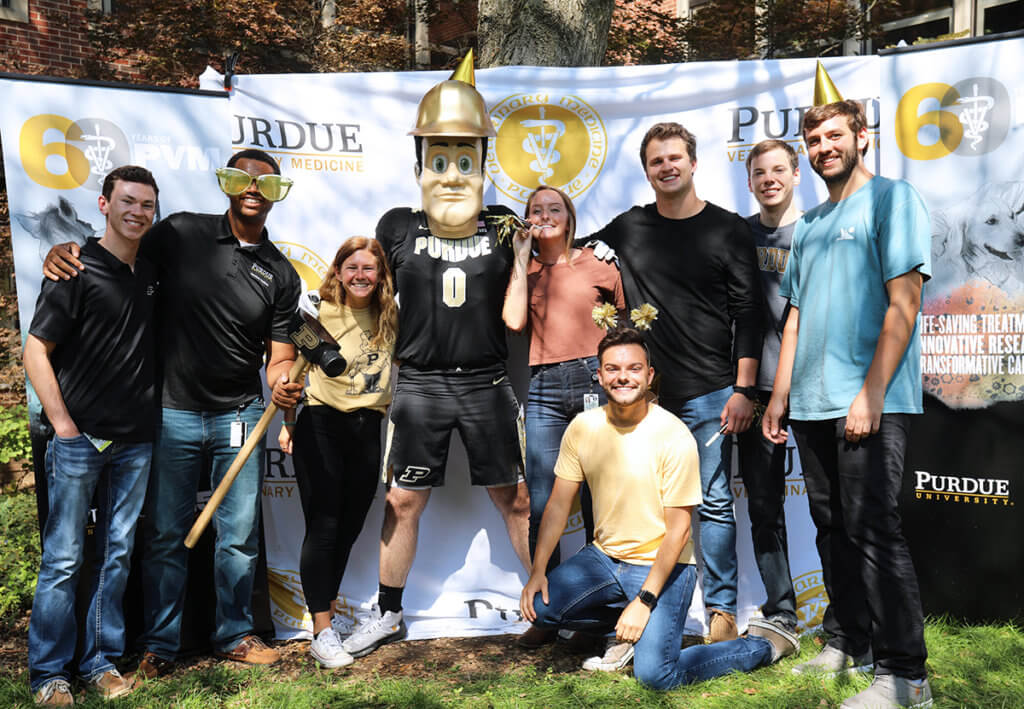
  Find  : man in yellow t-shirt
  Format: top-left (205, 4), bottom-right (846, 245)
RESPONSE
top-left (520, 328), bottom-right (800, 690)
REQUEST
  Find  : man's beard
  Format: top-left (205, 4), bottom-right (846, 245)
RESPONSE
top-left (814, 145), bottom-right (858, 186)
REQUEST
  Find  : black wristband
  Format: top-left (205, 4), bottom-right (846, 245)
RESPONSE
top-left (637, 589), bottom-right (658, 610)
top-left (733, 385), bottom-right (757, 400)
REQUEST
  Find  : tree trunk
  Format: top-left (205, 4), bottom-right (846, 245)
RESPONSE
top-left (414, 0), bottom-right (431, 68)
top-left (477, 0), bottom-right (616, 68)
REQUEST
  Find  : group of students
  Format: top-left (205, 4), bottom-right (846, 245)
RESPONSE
top-left (24, 58), bottom-right (932, 709)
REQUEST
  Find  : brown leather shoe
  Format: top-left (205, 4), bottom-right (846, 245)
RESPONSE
top-left (708, 609), bottom-right (738, 643)
top-left (133, 652), bottom-right (174, 682)
top-left (517, 625), bottom-right (558, 649)
top-left (216, 635), bottom-right (281, 665)
top-left (91, 669), bottom-right (134, 699)
top-left (34, 678), bottom-right (74, 706)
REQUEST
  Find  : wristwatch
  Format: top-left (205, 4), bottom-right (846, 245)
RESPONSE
top-left (637, 589), bottom-right (658, 610)
top-left (732, 385), bottom-right (757, 400)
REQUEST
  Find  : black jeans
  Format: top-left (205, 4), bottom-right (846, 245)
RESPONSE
top-left (791, 414), bottom-right (927, 679)
top-left (736, 391), bottom-right (797, 625)
top-left (292, 405), bottom-right (383, 614)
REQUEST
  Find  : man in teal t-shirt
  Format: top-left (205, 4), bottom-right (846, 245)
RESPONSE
top-left (763, 97), bottom-right (933, 709)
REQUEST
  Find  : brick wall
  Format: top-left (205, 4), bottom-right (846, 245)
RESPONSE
top-left (0, 0), bottom-right (91, 76)
top-left (430, 0), bottom-right (478, 47)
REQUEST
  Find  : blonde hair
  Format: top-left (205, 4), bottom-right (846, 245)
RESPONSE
top-left (318, 236), bottom-right (398, 349)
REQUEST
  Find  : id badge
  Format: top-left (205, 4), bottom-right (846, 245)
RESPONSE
top-left (583, 393), bottom-right (600, 411)
top-left (230, 420), bottom-right (247, 448)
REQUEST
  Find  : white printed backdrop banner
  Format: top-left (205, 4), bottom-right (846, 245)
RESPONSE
top-left (1, 79), bottom-right (231, 350)
top-left (216, 55), bottom-right (880, 640)
top-left (880, 37), bottom-right (1024, 408)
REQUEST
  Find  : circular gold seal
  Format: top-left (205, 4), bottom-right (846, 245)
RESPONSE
top-left (793, 569), bottom-right (829, 630)
top-left (273, 241), bottom-right (329, 292)
top-left (487, 94), bottom-right (607, 204)
top-left (267, 568), bottom-right (311, 631)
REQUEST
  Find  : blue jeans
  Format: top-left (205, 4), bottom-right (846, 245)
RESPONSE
top-left (525, 357), bottom-right (601, 569)
top-left (661, 386), bottom-right (737, 615)
top-left (28, 435), bottom-right (151, 692)
top-left (531, 545), bottom-right (772, 690)
top-left (139, 400), bottom-right (265, 658)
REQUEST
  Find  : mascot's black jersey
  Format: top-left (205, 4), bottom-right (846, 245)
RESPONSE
top-left (376, 205), bottom-right (516, 369)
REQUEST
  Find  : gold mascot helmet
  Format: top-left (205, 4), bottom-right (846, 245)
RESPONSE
top-left (410, 50), bottom-right (497, 138)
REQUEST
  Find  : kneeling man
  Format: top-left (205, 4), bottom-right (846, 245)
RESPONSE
top-left (520, 327), bottom-right (798, 689)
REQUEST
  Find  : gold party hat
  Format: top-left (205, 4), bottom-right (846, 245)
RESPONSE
top-left (813, 61), bottom-right (844, 106)
top-left (449, 49), bottom-right (476, 86)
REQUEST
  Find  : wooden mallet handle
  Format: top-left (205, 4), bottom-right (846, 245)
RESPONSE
top-left (184, 356), bottom-right (308, 549)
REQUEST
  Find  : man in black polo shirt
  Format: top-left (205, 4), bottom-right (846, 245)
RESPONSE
top-left (25, 166), bottom-right (159, 704)
top-left (43, 149), bottom-right (302, 673)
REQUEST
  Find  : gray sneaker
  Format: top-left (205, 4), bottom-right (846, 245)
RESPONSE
top-left (792, 643), bottom-right (874, 676)
top-left (310, 627), bottom-right (354, 669)
top-left (841, 675), bottom-right (933, 708)
top-left (341, 604), bottom-right (407, 658)
top-left (581, 638), bottom-right (635, 671)
top-left (330, 612), bottom-right (356, 638)
top-left (746, 617), bottom-right (800, 663)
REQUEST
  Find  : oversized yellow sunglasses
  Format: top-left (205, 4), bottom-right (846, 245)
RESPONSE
top-left (215, 167), bottom-right (294, 202)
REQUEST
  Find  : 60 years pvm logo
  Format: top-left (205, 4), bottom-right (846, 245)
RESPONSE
top-left (486, 93), bottom-right (607, 204)
top-left (895, 77), bottom-right (1010, 160)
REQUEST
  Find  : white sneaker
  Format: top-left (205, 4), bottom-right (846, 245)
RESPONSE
top-left (310, 627), bottom-right (354, 669)
top-left (581, 638), bottom-right (635, 671)
top-left (341, 604), bottom-right (407, 658)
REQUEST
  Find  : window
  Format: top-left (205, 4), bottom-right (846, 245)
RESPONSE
top-left (879, 14), bottom-right (952, 47)
top-left (980, 0), bottom-right (1024, 34)
top-left (0, 0), bottom-right (29, 23)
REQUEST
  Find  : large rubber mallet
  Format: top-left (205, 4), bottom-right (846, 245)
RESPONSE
top-left (184, 311), bottom-right (346, 548)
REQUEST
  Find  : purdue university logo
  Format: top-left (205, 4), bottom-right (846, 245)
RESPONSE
top-left (486, 94), bottom-right (608, 204)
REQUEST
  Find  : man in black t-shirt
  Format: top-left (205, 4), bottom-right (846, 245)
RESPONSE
top-left (341, 54), bottom-right (531, 661)
top-left (43, 149), bottom-right (303, 673)
top-left (586, 123), bottom-right (764, 644)
top-left (738, 139), bottom-right (802, 637)
top-left (25, 166), bottom-right (159, 703)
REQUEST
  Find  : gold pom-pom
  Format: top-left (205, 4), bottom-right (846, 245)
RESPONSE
top-left (630, 303), bottom-right (659, 331)
top-left (592, 303), bottom-right (618, 330)
top-left (487, 213), bottom-right (529, 247)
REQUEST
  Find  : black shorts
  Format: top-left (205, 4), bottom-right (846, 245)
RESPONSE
top-left (384, 364), bottom-right (524, 489)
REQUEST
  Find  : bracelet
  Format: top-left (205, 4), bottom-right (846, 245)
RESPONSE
top-left (282, 421), bottom-right (297, 427)
top-left (732, 385), bottom-right (757, 400)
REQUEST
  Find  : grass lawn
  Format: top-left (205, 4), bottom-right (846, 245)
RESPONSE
top-left (1, 617), bottom-right (1021, 707)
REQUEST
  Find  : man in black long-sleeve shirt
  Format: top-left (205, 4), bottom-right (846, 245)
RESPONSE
top-left (587, 122), bottom-right (763, 647)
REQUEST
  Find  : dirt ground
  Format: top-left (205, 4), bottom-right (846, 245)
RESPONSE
top-left (0, 613), bottom-right (611, 684)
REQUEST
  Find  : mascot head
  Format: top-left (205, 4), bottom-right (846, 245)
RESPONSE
top-left (411, 51), bottom-right (496, 239)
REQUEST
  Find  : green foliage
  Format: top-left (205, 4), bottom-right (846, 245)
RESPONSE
top-left (85, 0), bottom-right (409, 87)
top-left (0, 404), bottom-right (31, 465)
top-left (0, 491), bottom-right (40, 620)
